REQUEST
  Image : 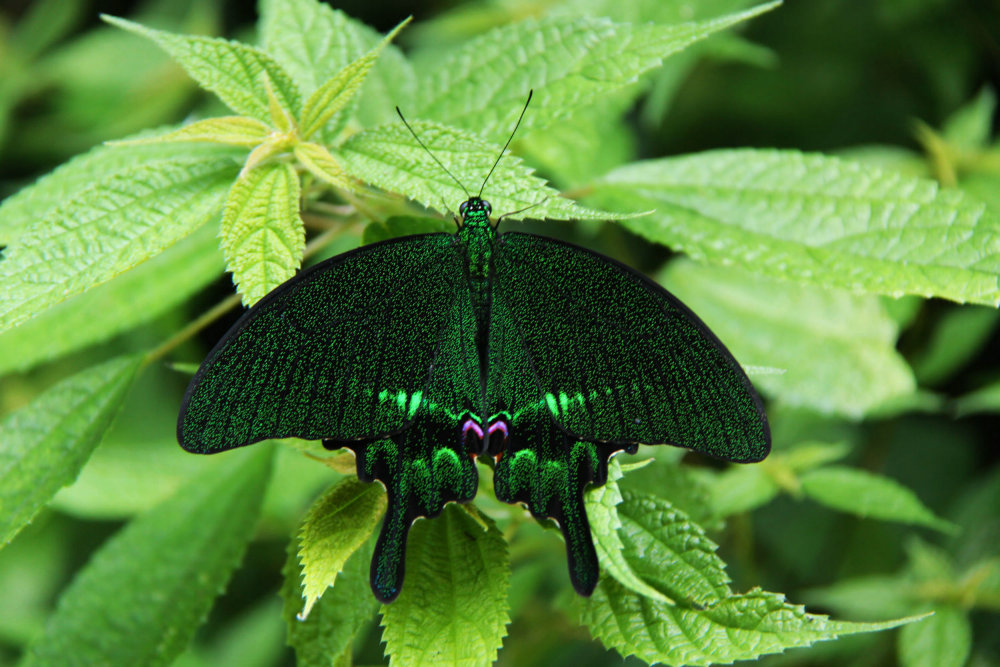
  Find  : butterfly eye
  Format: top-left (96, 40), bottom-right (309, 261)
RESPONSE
top-left (483, 201), bottom-right (492, 216)
top-left (459, 201), bottom-right (469, 217)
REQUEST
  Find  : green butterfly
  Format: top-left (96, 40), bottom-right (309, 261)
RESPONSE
top-left (178, 92), bottom-right (770, 602)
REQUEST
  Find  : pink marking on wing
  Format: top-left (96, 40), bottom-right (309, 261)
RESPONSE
top-left (462, 419), bottom-right (485, 440)
top-left (487, 421), bottom-right (509, 439)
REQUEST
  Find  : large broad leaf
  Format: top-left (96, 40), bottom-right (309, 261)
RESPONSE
top-left (103, 15), bottom-right (301, 122)
top-left (593, 149), bottom-right (1000, 306)
top-left (219, 162), bottom-right (303, 306)
top-left (412, 4), bottom-right (779, 137)
top-left (380, 504), bottom-right (510, 667)
top-left (576, 578), bottom-right (920, 666)
top-left (0, 155), bottom-right (237, 333)
top-left (0, 356), bottom-right (142, 546)
top-left (340, 121), bottom-right (611, 221)
top-left (21, 446), bottom-right (273, 666)
top-left (898, 605), bottom-right (971, 667)
top-left (658, 258), bottom-right (916, 417)
top-left (0, 223), bottom-right (223, 377)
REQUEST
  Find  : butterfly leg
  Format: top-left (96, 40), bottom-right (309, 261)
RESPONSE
top-left (492, 415), bottom-right (614, 596)
top-left (335, 410), bottom-right (479, 602)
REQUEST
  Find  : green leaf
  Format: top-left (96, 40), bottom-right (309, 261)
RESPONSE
top-left (805, 575), bottom-right (919, 621)
top-left (259, 0), bottom-right (415, 127)
top-left (361, 217), bottom-right (454, 245)
top-left (0, 356), bottom-right (141, 546)
top-left (294, 142), bottom-right (355, 191)
top-left (0, 155), bottom-right (237, 333)
top-left (0, 132), bottom-right (239, 247)
top-left (576, 578), bottom-right (920, 666)
top-left (799, 466), bottom-right (954, 532)
top-left (585, 461), bottom-right (672, 603)
top-left (220, 162), bottom-right (304, 306)
top-left (942, 87), bottom-right (996, 150)
top-left (8, 0), bottom-right (85, 60)
top-left (0, 223), bottom-right (222, 376)
top-left (21, 446), bottom-right (272, 667)
top-left (102, 15), bottom-right (301, 123)
top-left (659, 258), bottom-right (916, 418)
top-left (297, 477), bottom-right (387, 619)
top-left (898, 605), bottom-right (971, 667)
top-left (593, 149), bottom-right (1000, 306)
top-left (710, 464), bottom-right (780, 516)
top-left (954, 378), bottom-right (1000, 417)
top-left (380, 504), bottom-right (509, 667)
top-left (299, 18), bottom-right (409, 140)
top-left (616, 490), bottom-right (731, 605)
top-left (911, 305), bottom-right (998, 386)
top-left (111, 116), bottom-right (274, 147)
top-left (340, 121), bottom-right (613, 221)
top-left (414, 4), bottom-right (780, 137)
top-left (282, 536), bottom-right (378, 667)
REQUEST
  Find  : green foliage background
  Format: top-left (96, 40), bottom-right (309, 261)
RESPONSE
top-left (1, 0), bottom-right (998, 665)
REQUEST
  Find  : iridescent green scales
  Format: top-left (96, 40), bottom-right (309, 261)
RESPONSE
top-left (178, 194), bottom-right (770, 601)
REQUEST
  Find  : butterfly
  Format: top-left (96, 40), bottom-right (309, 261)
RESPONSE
top-left (177, 91), bottom-right (770, 602)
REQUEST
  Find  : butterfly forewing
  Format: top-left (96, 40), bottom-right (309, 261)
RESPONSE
top-left (178, 233), bottom-right (480, 453)
top-left (490, 232), bottom-right (770, 463)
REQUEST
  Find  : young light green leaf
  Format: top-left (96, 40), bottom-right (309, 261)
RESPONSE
top-left (799, 466), bottom-right (955, 532)
top-left (260, 0), bottom-right (415, 122)
top-left (413, 4), bottom-right (779, 137)
top-left (594, 149), bottom-right (1000, 306)
top-left (381, 504), bottom-right (510, 667)
top-left (102, 15), bottom-right (301, 123)
top-left (110, 116), bottom-right (273, 147)
top-left (0, 223), bottom-right (222, 377)
top-left (21, 446), bottom-right (272, 667)
top-left (585, 461), bottom-right (672, 603)
top-left (0, 356), bottom-right (141, 546)
top-left (942, 87), bottom-right (996, 150)
top-left (299, 18), bottom-right (409, 140)
top-left (898, 605), bottom-right (971, 667)
top-left (659, 258), bottom-right (915, 418)
top-left (0, 156), bottom-right (236, 333)
top-left (576, 578), bottom-right (921, 666)
top-left (297, 477), bottom-right (386, 619)
top-left (294, 142), bottom-right (356, 191)
top-left (340, 121), bottom-right (613, 221)
top-left (617, 490), bottom-right (731, 605)
top-left (282, 537), bottom-right (378, 666)
top-left (220, 162), bottom-right (304, 306)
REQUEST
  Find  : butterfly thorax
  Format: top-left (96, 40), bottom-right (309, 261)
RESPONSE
top-left (456, 197), bottom-right (497, 367)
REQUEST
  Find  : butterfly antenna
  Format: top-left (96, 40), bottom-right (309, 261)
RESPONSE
top-left (478, 89), bottom-right (533, 199)
top-left (396, 106), bottom-right (471, 200)
top-left (497, 196), bottom-right (549, 224)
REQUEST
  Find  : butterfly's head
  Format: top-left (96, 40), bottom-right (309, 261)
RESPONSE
top-left (459, 197), bottom-right (492, 228)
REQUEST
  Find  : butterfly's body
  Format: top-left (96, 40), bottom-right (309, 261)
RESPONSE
top-left (178, 94), bottom-right (770, 602)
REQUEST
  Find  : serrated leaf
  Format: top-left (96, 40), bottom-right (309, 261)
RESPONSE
top-left (340, 121), bottom-right (613, 221)
top-left (298, 477), bottom-right (386, 619)
top-left (800, 466), bottom-right (954, 532)
top-left (111, 116), bottom-right (274, 147)
top-left (414, 4), bottom-right (779, 137)
top-left (617, 490), bottom-right (731, 605)
top-left (659, 258), bottom-right (915, 417)
top-left (593, 149), bottom-right (1000, 306)
top-left (283, 535), bottom-right (378, 667)
top-left (102, 15), bottom-right (300, 123)
top-left (299, 18), bottom-right (409, 139)
top-left (21, 446), bottom-right (272, 667)
top-left (294, 142), bottom-right (355, 191)
top-left (576, 578), bottom-right (920, 666)
top-left (259, 0), bottom-right (415, 128)
top-left (220, 162), bottom-right (304, 306)
top-left (0, 132), bottom-right (239, 247)
top-left (0, 356), bottom-right (141, 546)
top-left (898, 605), bottom-right (971, 667)
top-left (381, 504), bottom-right (509, 667)
top-left (0, 155), bottom-right (236, 334)
top-left (0, 223), bottom-right (222, 377)
top-left (586, 461), bottom-right (672, 603)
